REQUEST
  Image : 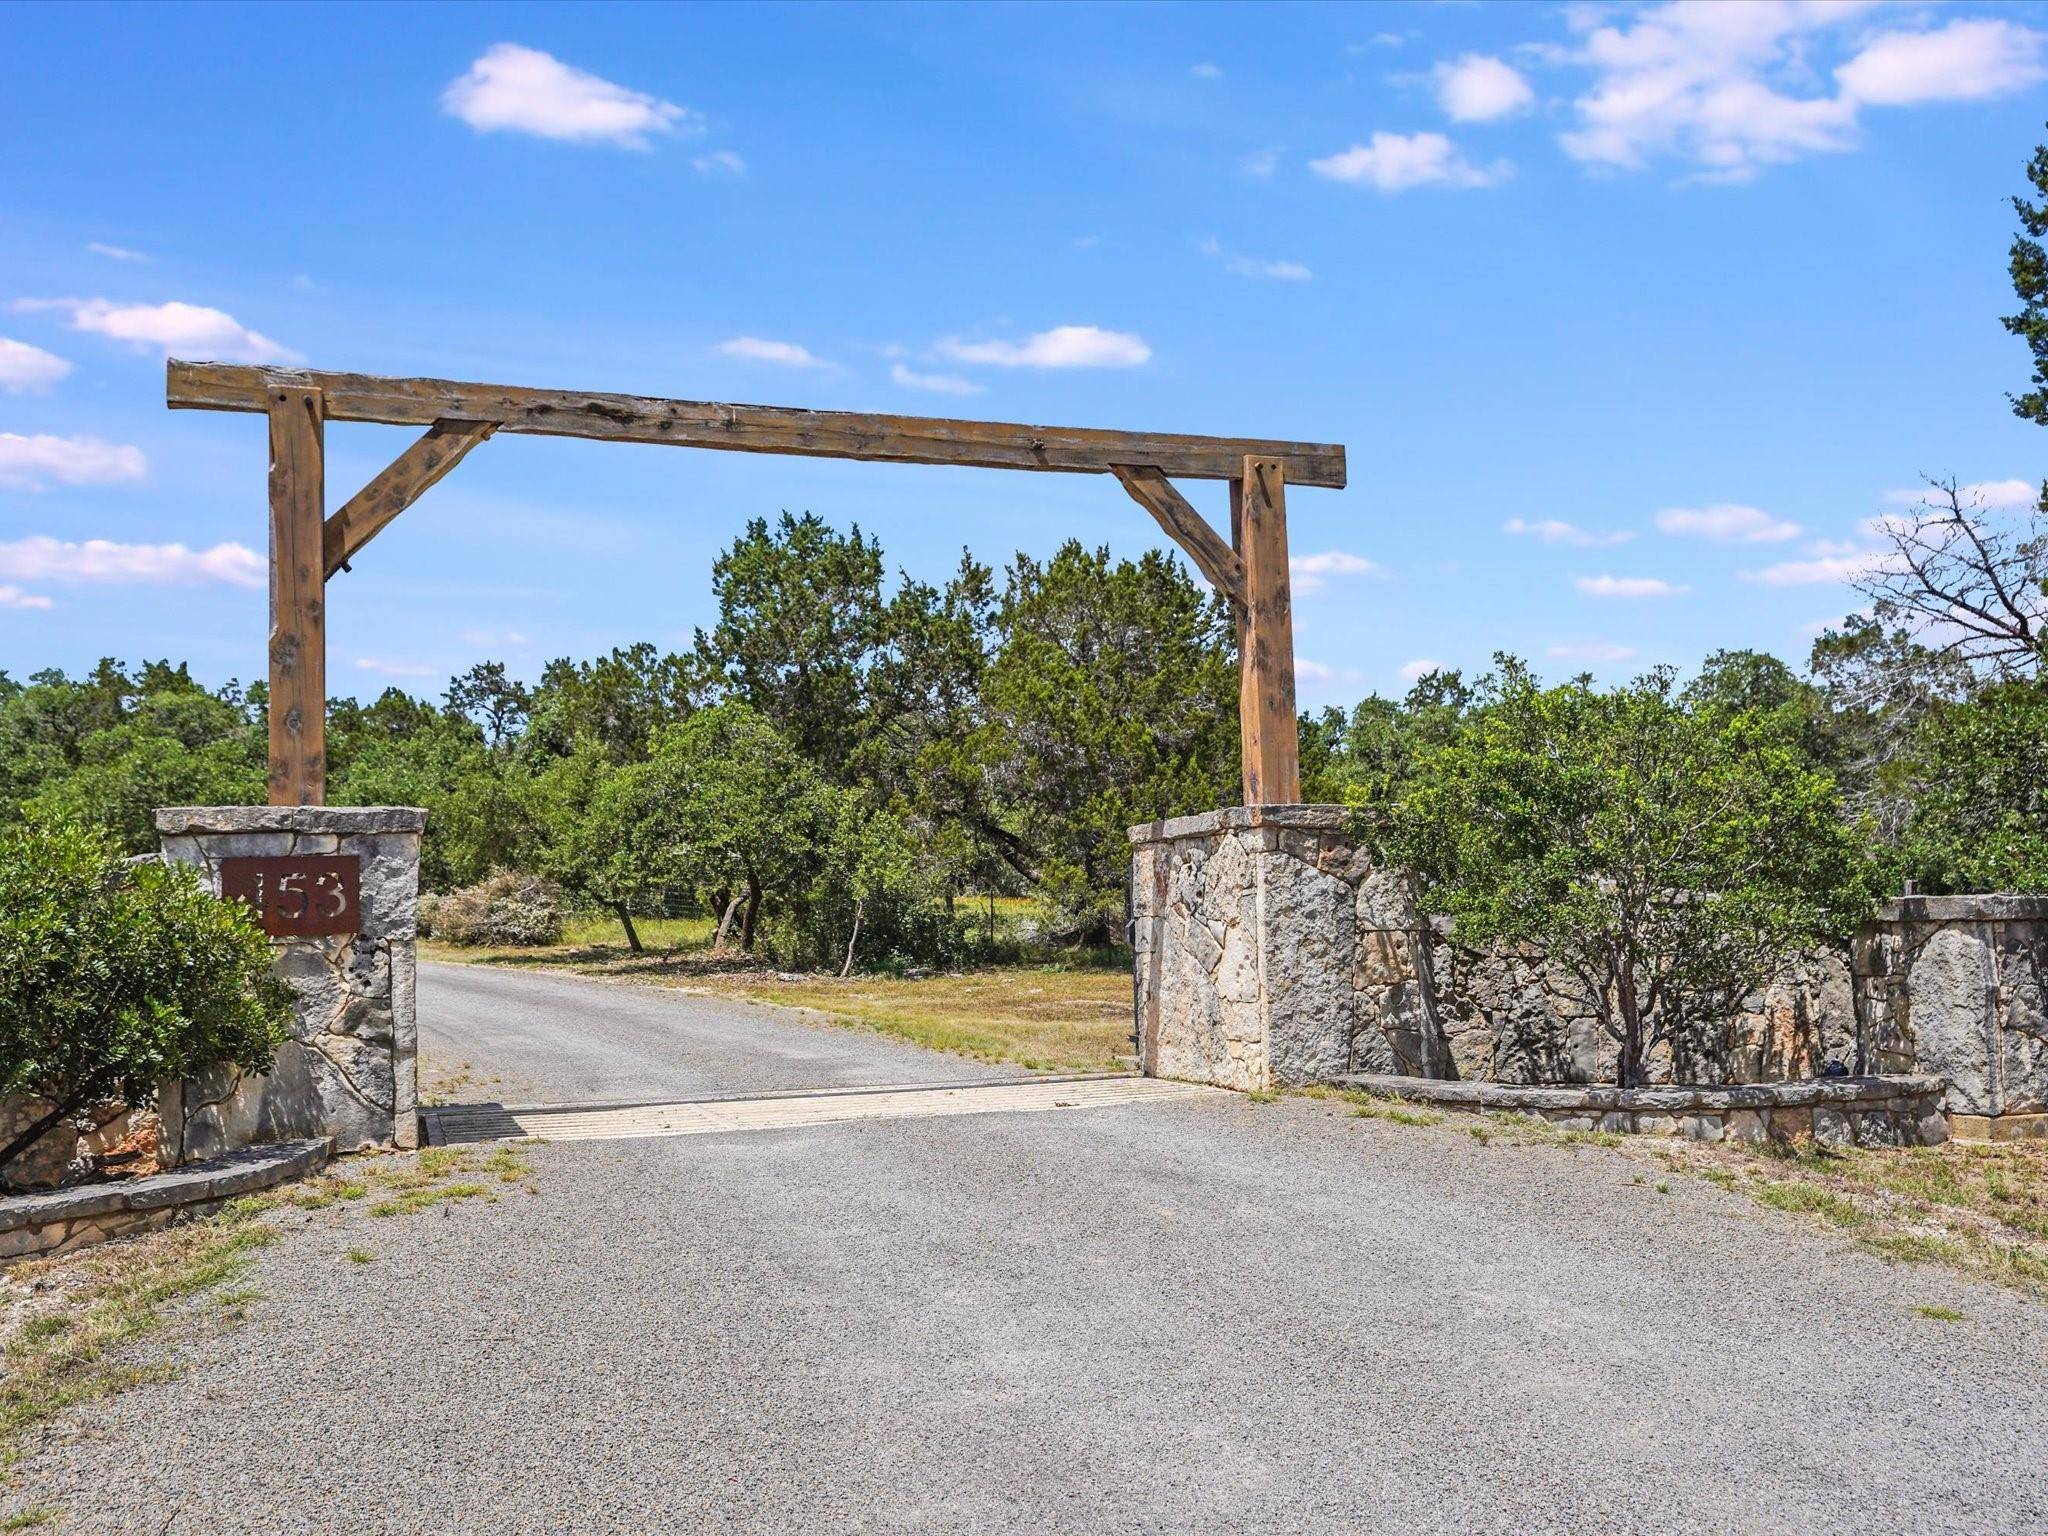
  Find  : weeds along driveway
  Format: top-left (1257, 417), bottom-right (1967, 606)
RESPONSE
top-left (10, 1087), bottom-right (2048, 1534)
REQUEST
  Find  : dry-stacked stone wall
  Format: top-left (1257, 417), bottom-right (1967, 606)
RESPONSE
top-left (1131, 805), bottom-right (2048, 1138)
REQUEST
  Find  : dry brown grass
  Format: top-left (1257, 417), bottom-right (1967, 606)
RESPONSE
top-left (1305, 1085), bottom-right (2048, 1300)
top-left (423, 935), bottom-right (1136, 1075)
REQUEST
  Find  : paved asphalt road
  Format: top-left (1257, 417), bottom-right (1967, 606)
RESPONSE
top-left (415, 962), bottom-right (1017, 1105)
top-left (17, 965), bottom-right (2048, 1533)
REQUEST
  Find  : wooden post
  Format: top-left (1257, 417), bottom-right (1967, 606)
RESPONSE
top-left (266, 386), bottom-right (326, 805)
top-left (1236, 456), bottom-right (1301, 805)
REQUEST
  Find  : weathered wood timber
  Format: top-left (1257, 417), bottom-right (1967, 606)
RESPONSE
top-left (323, 418), bottom-right (497, 577)
top-left (1236, 457), bottom-right (1301, 805)
top-left (1110, 466), bottom-right (1246, 604)
top-left (266, 387), bottom-right (326, 806)
top-left (168, 360), bottom-right (1347, 488)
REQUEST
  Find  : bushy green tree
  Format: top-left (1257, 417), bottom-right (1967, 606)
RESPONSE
top-left (522, 643), bottom-right (698, 762)
top-left (977, 542), bottom-right (1238, 941)
top-left (1896, 680), bottom-right (2048, 893)
top-left (693, 512), bottom-right (888, 771)
top-left (2005, 127), bottom-right (2048, 430)
top-left (589, 704), bottom-right (837, 953)
top-left (0, 662), bottom-right (264, 849)
top-left (0, 817), bottom-right (290, 1177)
top-left (1377, 661), bottom-right (1871, 1087)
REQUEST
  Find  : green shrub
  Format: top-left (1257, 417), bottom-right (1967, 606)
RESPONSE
top-left (419, 869), bottom-right (565, 947)
top-left (0, 816), bottom-right (290, 1179)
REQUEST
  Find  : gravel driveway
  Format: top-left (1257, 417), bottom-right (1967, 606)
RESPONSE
top-left (14, 966), bottom-right (2048, 1533)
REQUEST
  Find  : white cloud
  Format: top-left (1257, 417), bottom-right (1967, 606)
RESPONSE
top-left (0, 338), bottom-right (71, 393)
top-left (1229, 255), bottom-right (1312, 282)
top-left (692, 149), bottom-right (746, 176)
top-left (1742, 546), bottom-right (1895, 586)
top-left (1575, 574), bottom-right (1687, 598)
top-left (1201, 237), bottom-right (1312, 282)
top-left (936, 326), bottom-right (1150, 370)
top-left (1291, 549), bottom-right (1381, 595)
top-left (0, 586), bottom-right (54, 611)
top-left (1309, 131), bottom-right (1510, 191)
top-left (0, 434), bottom-right (147, 490)
top-left (1547, 640), bottom-right (1639, 662)
top-left (441, 42), bottom-right (699, 149)
top-left (0, 536), bottom-right (260, 587)
top-left (1435, 55), bottom-right (1535, 122)
top-left (1884, 478), bottom-right (2036, 509)
top-left (355, 657), bottom-right (439, 678)
top-left (1296, 658), bottom-right (1335, 682)
top-left (1399, 657), bottom-right (1445, 682)
top-left (1837, 18), bottom-right (2046, 106)
top-left (86, 242), bottom-right (148, 263)
top-left (1654, 503), bottom-right (1801, 543)
top-left (18, 298), bottom-right (298, 364)
top-left (458, 628), bottom-right (530, 648)
top-left (1239, 147), bottom-right (1280, 179)
top-left (1190, 63), bottom-right (1223, 80)
top-left (1556, 5), bottom-right (2046, 182)
top-left (717, 336), bottom-right (830, 369)
top-left (890, 362), bottom-right (984, 397)
top-left (1503, 516), bottom-right (1633, 547)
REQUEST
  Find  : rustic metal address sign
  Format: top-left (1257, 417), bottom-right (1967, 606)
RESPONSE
top-left (219, 855), bottom-right (361, 937)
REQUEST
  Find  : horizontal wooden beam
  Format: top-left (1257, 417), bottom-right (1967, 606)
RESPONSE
top-left (323, 418), bottom-right (496, 578)
top-left (1111, 465), bottom-right (1245, 605)
top-left (168, 360), bottom-right (1347, 489)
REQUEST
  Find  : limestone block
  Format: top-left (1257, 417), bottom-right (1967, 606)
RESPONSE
top-left (350, 832), bottom-right (422, 940)
top-left (1726, 1110), bottom-right (1768, 1145)
top-left (1682, 1114), bottom-right (1724, 1143)
top-left (1768, 1108), bottom-right (1813, 1142)
top-left (1814, 1106), bottom-right (1854, 1146)
top-left (1904, 925), bottom-right (2000, 1114)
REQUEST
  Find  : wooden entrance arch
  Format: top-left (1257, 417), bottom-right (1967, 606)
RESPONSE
top-left (166, 360), bottom-right (1347, 809)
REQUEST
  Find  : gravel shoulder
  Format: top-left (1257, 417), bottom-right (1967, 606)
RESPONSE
top-left (11, 974), bottom-right (2048, 1533)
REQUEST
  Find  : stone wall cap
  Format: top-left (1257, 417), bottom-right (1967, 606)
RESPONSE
top-left (0, 1138), bottom-right (332, 1234)
top-left (155, 806), bottom-right (428, 835)
top-left (1871, 893), bottom-right (2048, 924)
top-left (1129, 803), bottom-right (1353, 845)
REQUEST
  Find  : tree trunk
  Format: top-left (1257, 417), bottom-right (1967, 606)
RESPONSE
top-left (711, 894), bottom-right (743, 952)
top-left (1614, 961), bottom-right (1644, 1090)
top-left (0, 1084), bottom-right (96, 1182)
top-left (741, 872), bottom-right (763, 951)
top-left (614, 903), bottom-right (644, 955)
top-left (841, 897), bottom-right (865, 978)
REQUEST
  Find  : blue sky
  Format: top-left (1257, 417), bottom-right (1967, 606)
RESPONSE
top-left (3, 0), bottom-right (2046, 707)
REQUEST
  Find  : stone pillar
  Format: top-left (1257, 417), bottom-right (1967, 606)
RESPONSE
top-left (1129, 805), bottom-right (1448, 1091)
top-left (154, 806), bottom-right (424, 1161)
top-left (1855, 894), bottom-right (2048, 1138)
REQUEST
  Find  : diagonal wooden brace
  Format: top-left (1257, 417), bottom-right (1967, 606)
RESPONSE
top-left (1111, 465), bottom-right (1246, 607)
top-left (322, 418), bottom-right (497, 578)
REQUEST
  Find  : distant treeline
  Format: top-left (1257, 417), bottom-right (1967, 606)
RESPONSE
top-left (2, 504), bottom-right (2042, 970)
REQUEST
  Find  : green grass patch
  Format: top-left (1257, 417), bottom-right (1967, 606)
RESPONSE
top-left (1911, 1304), bottom-right (1965, 1322)
top-left (367, 1181), bottom-right (489, 1219)
top-left (345, 1248), bottom-right (375, 1265)
top-left (2, 1507), bottom-right (60, 1529)
top-left (1754, 1181), bottom-right (1869, 1228)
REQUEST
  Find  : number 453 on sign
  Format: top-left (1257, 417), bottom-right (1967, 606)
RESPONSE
top-left (218, 855), bottom-right (361, 937)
